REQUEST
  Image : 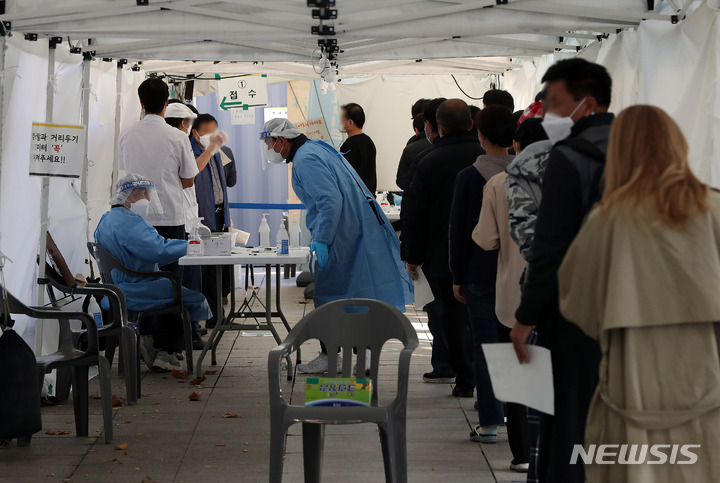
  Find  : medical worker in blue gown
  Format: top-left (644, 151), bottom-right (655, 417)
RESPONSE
top-left (260, 119), bottom-right (414, 374)
top-left (95, 174), bottom-right (212, 371)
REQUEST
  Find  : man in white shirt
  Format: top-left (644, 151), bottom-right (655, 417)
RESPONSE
top-left (119, 78), bottom-right (199, 277)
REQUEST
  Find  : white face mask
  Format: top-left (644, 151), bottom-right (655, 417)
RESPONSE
top-left (129, 198), bottom-right (150, 219)
top-left (338, 121), bottom-right (348, 134)
top-left (199, 133), bottom-right (213, 148)
top-left (266, 139), bottom-right (286, 164)
top-left (541, 97), bottom-right (587, 145)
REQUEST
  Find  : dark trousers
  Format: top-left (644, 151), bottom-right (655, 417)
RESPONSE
top-left (202, 208), bottom-right (231, 328)
top-left (497, 323), bottom-right (530, 465)
top-left (432, 277), bottom-right (474, 391)
top-left (423, 263), bottom-right (454, 377)
top-left (537, 312), bottom-right (601, 483)
top-left (144, 225), bottom-right (186, 352)
top-left (465, 285), bottom-right (504, 426)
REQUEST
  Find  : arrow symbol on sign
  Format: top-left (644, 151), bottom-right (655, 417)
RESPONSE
top-left (220, 96), bottom-right (245, 111)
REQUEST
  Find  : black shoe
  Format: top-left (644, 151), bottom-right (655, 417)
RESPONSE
top-left (192, 339), bottom-right (206, 350)
top-left (452, 386), bottom-right (474, 398)
top-left (205, 319), bottom-right (216, 329)
top-left (198, 327), bottom-right (208, 336)
top-left (423, 371), bottom-right (456, 383)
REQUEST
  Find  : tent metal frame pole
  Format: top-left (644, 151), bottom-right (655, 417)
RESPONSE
top-left (36, 41), bottom-right (55, 352)
top-left (80, 57), bottom-right (91, 205)
top-left (112, 62), bottom-right (123, 191)
top-left (0, 37), bottom-right (5, 226)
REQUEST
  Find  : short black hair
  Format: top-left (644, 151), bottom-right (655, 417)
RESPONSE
top-left (483, 89), bottom-right (514, 111)
top-left (186, 103), bottom-right (199, 115)
top-left (469, 105), bottom-right (481, 132)
top-left (514, 118), bottom-right (548, 151)
top-left (412, 114), bottom-right (424, 133)
top-left (411, 98), bottom-right (430, 118)
top-left (436, 99), bottom-right (472, 135)
top-left (475, 105), bottom-right (516, 148)
top-left (192, 113), bottom-right (218, 133)
top-left (341, 103), bottom-right (365, 129)
top-left (541, 58), bottom-right (612, 108)
top-left (535, 89), bottom-right (546, 103)
top-left (423, 97), bottom-right (447, 133)
top-left (138, 78), bottom-right (169, 114)
top-left (165, 117), bottom-right (184, 129)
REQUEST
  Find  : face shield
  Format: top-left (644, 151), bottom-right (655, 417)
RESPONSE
top-left (110, 176), bottom-right (163, 219)
top-left (260, 131), bottom-right (287, 164)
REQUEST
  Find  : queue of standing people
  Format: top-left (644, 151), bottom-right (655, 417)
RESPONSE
top-left (401, 57), bottom-right (720, 482)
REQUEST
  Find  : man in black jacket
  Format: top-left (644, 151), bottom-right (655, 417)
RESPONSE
top-left (395, 113), bottom-right (432, 191)
top-left (509, 58), bottom-right (613, 483)
top-left (403, 98), bottom-right (482, 397)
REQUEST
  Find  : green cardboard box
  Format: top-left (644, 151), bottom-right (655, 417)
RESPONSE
top-left (304, 377), bottom-right (373, 407)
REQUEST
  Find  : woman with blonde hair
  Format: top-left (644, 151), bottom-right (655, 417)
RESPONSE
top-left (558, 105), bottom-right (720, 482)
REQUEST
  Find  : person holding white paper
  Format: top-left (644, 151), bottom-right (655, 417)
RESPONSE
top-left (559, 106), bottom-right (720, 483)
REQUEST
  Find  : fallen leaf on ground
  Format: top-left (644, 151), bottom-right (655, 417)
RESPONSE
top-left (176, 380), bottom-right (186, 384)
top-left (122, 421), bottom-right (132, 424)
top-left (242, 449), bottom-right (248, 453)
top-left (298, 300), bottom-right (310, 304)
top-left (114, 443), bottom-right (128, 450)
top-left (171, 369), bottom-right (189, 379)
top-left (204, 370), bottom-right (217, 375)
top-left (196, 385), bottom-right (206, 389)
top-left (111, 395), bottom-right (124, 408)
top-left (189, 391), bottom-right (202, 401)
top-left (216, 443), bottom-right (225, 447)
top-left (45, 430), bottom-right (71, 435)
top-left (190, 375), bottom-right (206, 385)
top-left (89, 393), bottom-right (102, 400)
top-left (151, 402), bottom-right (160, 406)
top-left (222, 412), bottom-right (238, 418)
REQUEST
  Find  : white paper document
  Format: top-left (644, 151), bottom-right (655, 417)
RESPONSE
top-left (413, 267), bottom-right (435, 310)
top-left (481, 343), bottom-right (554, 415)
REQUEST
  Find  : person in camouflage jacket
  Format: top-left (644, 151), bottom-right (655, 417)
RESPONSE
top-left (505, 135), bottom-right (553, 261)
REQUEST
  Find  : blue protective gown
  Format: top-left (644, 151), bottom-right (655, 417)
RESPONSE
top-left (94, 207), bottom-right (212, 322)
top-left (291, 139), bottom-right (414, 311)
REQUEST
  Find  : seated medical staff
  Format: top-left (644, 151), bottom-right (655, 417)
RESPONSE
top-left (95, 174), bottom-right (212, 371)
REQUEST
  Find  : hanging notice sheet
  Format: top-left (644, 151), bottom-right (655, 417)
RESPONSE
top-left (217, 75), bottom-right (268, 110)
top-left (231, 108), bottom-right (256, 125)
top-left (29, 123), bottom-right (86, 178)
top-left (295, 118), bottom-right (331, 141)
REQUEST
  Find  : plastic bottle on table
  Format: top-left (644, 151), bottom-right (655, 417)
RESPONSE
top-left (259, 213), bottom-right (271, 247)
top-left (187, 217), bottom-right (205, 256)
top-left (87, 298), bottom-right (103, 329)
top-left (276, 220), bottom-right (289, 255)
top-left (289, 215), bottom-right (301, 247)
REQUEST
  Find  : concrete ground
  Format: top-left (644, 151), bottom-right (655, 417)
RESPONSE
top-left (0, 269), bottom-right (522, 483)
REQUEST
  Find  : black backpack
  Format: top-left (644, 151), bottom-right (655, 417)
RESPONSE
top-left (0, 317), bottom-right (42, 444)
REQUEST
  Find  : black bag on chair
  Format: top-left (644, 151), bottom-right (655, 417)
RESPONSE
top-left (0, 327), bottom-right (42, 443)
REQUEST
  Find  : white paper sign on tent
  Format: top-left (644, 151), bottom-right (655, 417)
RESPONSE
top-left (217, 75), bottom-right (268, 110)
top-left (231, 108), bottom-right (256, 125)
top-left (481, 343), bottom-right (554, 415)
top-left (29, 122), bottom-right (86, 178)
top-left (295, 118), bottom-right (331, 142)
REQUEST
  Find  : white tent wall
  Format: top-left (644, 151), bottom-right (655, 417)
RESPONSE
top-left (335, 74), bottom-right (495, 191)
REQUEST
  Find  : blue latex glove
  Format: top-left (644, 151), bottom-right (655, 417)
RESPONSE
top-left (310, 241), bottom-right (329, 268)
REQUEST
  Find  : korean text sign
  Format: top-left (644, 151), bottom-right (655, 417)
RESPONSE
top-left (29, 123), bottom-right (85, 178)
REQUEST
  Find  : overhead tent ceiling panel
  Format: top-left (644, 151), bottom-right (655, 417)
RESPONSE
top-left (3, 0), bottom-right (694, 74)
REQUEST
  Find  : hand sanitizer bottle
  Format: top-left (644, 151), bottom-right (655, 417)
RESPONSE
top-left (289, 215), bottom-right (301, 247)
top-left (259, 213), bottom-right (271, 247)
top-left (276, 220), bottom-right (289, 255)
top-left (187, 217), bottom-right (205, 256)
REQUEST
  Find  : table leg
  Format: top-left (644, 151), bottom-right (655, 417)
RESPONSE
top-left (265, 264), bottom-right (293, 379)
top-left (276, 263), bottom-right (301, 364)
top-left (211, 266), bottom-right (224, 365)
top-left (194, 265), bottom-right (224, 379)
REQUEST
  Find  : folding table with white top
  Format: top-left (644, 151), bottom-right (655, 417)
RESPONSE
top-left (179, 247), bottom-right (310, 378)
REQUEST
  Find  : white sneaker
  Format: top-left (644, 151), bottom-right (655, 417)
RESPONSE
top-left (297, 352), bottom-right (343, 374)
top-left (510, 462), bottom-right (529, 473)
top-left (353, 349), bottom-right (372, 376)
top-left (138, 335), bottom-right (157, 370)
top-left (152, 351), bottom-right (182, 372)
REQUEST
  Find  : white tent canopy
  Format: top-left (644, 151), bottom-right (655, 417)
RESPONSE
top-left (4, 0), bottom-right (692, 73)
